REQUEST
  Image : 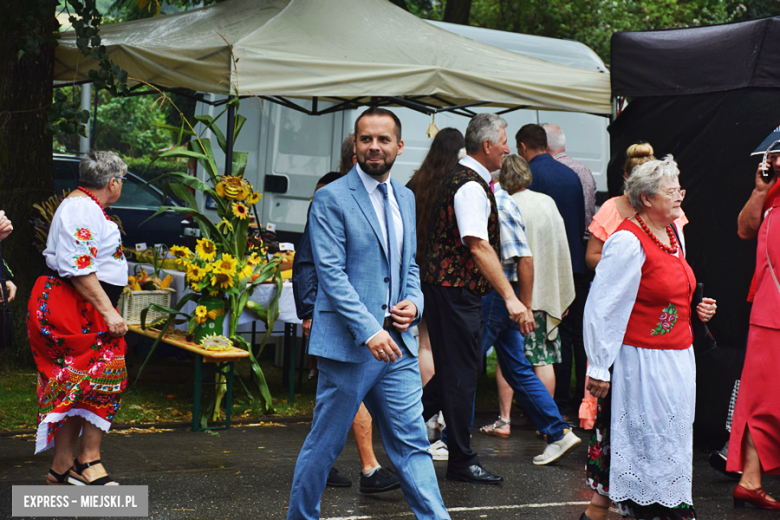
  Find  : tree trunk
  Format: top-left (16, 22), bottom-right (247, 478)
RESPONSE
top-left (0, 3), bottom-right (58, 367)
top-left (444, 0), bottom-right (472, 25)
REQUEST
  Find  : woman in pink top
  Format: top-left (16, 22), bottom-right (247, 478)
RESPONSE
top-left (581, 143), bottom-right (688, 520)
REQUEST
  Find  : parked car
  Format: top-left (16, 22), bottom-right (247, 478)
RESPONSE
top-left (53, 153), bottom-right (189, 248)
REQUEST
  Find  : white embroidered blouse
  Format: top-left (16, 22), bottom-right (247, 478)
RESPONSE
top-left (44, 197), bottom-right (128, 287)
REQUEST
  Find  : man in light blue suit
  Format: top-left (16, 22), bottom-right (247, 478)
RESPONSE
top-left (286, 107), bottom-right (450, 520)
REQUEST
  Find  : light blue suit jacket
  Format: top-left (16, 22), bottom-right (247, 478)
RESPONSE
top-left (307, 166), bottom-right (423, 363)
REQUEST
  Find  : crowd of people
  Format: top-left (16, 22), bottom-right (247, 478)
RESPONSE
top-left (284, 106), bottom-right (750, 520)
top-left (11, 106), bottom-right (779, 520)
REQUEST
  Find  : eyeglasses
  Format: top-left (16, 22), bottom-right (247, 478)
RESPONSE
top-left (115, 176), bottom-right (127, 185)
top-left (664, 188), bottom-right (686, 199)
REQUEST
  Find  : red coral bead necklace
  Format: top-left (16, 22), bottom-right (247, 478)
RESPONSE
top-left (77, 186), bottom-right (112, 222)
top-left (634, 213), bottom-right (678, 254)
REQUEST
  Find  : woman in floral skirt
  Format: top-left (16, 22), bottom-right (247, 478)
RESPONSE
top-left (28, 151), bottom-right (129, 486)
top-left (582, 156), bottom-right (716, 520)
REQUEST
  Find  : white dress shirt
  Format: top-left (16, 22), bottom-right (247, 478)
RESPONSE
top-left (356, 164), bottom-right (404, 324)
top-left (453, 155), bottom-right (493, 245)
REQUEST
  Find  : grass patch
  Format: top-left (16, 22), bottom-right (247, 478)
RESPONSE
top-left (0, 350), bottom-right (503, 432)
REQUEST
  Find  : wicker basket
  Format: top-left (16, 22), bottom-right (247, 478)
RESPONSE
top-left (118, 290), bottom-right (172, 325)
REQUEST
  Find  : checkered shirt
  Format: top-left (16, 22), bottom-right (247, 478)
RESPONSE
top-left (494, 188), bottom-right (532, 282)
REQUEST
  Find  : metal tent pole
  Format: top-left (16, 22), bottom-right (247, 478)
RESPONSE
top-left (224, 102), bottom-right (235, 176)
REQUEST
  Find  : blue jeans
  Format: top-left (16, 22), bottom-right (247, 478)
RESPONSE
top-left (481, 288), bottom-right (568, 443)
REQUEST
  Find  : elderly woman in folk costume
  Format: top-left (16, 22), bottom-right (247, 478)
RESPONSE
top-left (581, 156), bottom-right (716, 520)
top-left (28, 151), bottom-right (129, 486)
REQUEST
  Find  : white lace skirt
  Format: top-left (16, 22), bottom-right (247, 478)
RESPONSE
top-left (609, 345), bottom-right (696, 508)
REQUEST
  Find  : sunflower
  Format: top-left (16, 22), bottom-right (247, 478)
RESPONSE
top-left (213, 253), bottom-right (238, 276)
top-left (232, 202), bottom-right (249, 220)
top-left (211, 272), bottom-right (235, 290)
top-left (186, 263), bottom-right (207, 282)
top-left (195, 238), bottom-right (217, 261)
top-left (239, 263), bottom-right (253, 280)
top-left (194, 305), bottom-right (208, 325)
top-left (169, 245), bottom-right (193, 259)
top-left (200, 334), bottom-right (233, 351)
top-left (216, 175), bottom-right (251, 201)
top-left (246, 192), bottom-right (262, 205)
top-left (247, 252), bottom-right (263, 266)
top-left (190, 282), bottom-right (201, 292)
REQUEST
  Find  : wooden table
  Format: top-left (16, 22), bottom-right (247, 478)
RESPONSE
top-left (128, 325), bottom-right (249, 431)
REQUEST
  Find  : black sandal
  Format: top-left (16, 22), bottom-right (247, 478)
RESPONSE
top-left (68, 459), bottom-right (117, 486)
top-left (47, 468), bottom-right (71, 486)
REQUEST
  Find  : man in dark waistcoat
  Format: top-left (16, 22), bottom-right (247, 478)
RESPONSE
top-left (421, 113), bottom-right (530, 484)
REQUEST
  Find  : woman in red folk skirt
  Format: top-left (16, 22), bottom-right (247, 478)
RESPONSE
top-left (727, 192), bottom-right (780, 510)
top-left (28, 151), bottom-right (129, 486)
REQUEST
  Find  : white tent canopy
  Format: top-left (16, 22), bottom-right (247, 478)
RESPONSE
top-left (54, 0), bottom-right (610, 115)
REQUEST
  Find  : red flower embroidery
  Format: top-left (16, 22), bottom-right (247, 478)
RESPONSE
top-left (590, 446), bottom-right (603, 460)
top-left (90, 246), bottom-right (98, 258)
top-left (75, 255), bottom-right (93, 270)
top-left (88, 362), bottom-right (105, 377)
top-left (75, 228), bottom-right (93, 241)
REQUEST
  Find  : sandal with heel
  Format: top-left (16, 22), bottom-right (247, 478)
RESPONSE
top-left (47, 468), bottom-right (71, 486)
top-left (68, 459), bottom-right (118, 486)
top-left (479, 416), bottom-right (511, 438)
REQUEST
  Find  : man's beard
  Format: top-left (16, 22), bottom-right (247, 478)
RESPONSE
top-left (358, 154), bottom-right (396, 178)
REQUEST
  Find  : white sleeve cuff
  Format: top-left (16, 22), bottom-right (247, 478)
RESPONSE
top-left (586, 365), bottom-right (611, 382)
top-left (365, 329), bottom-right (383, 346)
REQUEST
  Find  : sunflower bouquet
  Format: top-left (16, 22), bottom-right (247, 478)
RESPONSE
top-left (138, 96), bottom-right (283, 414)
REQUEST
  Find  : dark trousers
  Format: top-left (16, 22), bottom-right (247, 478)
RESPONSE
top-left (555, 270), bottom-right (591, 416)
top-left (421, 283), bottom-right (482, 471)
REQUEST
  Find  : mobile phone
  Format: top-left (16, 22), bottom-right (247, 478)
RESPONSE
top-left (762, 140), bottom-right (780, 181)
top-left (760, 158), bottom-right (775, 181)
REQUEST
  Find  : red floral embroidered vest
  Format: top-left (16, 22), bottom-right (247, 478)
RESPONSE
top-left (421, 166), bottom-right (500, 297)
top-left (620, 220), bottom-right (696, 350)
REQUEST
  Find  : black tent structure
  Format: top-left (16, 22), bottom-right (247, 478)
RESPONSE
top-left (609, 16), bottom-right (780, 445)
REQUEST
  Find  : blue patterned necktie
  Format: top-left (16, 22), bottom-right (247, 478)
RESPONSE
top-left (378, 183), bottom-right (399, 308)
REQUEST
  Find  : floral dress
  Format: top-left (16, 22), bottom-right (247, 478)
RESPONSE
top-left (28, 197), bottom-right (128, 453)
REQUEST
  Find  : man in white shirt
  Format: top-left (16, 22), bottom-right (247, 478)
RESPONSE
top-left (420, 113), bottom-right (529, 484)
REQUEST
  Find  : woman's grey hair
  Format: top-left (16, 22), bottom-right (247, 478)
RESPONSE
top-left (465, 113), bottom-right (507, 154)
top-left (625, 154), bottom-right (680, 212)
top-left (499, 154), bottom-right (533, 192)
top-left (79, 151), bottom-right (127, 189)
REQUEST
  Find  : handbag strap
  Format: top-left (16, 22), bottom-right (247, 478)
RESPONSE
top-left (765, 208), bottom-right (780, 296)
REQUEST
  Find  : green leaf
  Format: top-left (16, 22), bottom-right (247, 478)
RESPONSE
top-left (233, 114), bottom-right (247, 143)
top-left (235, 213), bottom-right (249, 258)
top-left (169, 183), bottom-right (198, 209)
top-left (188, 139), bottom-right (219, 184)
top-left (151, 122), bottom-right (196, 136)
top-left (194, 114), bottom-right (227, 152)
top-left (232, 152), bottom-right (248, 178)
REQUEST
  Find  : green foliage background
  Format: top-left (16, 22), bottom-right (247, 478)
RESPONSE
top-left (409, 0), bottom-right (780, 65)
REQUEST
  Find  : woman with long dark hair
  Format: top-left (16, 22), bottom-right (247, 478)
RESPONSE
top-left (407, 128), bottom-right (465, 460)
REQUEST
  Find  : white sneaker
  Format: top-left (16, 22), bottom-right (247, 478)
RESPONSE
top-left (428, 439), bottom-right (449, 461)
top-left (426, 414), bottom-right (439, 441)
top-left (532, 429), bottom-right (581, 466)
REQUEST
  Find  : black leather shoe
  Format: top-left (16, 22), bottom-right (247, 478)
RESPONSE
top-left (579, 513), bottom-right (593, 520)
top-left (359, 467), bottom-right (401, 494)
top-left (446, 464), bottom-right (503, 484)
top-left (326, 467), bottom-right (351, 488)
top-left (709, 451), bottom-right (741, 480)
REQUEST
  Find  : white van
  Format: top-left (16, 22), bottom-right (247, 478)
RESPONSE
top-left (194, 22), bottom-right (610, 244)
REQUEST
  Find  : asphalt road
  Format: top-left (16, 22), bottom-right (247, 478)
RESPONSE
top-left (0, 414), bottom-right (774, 519)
